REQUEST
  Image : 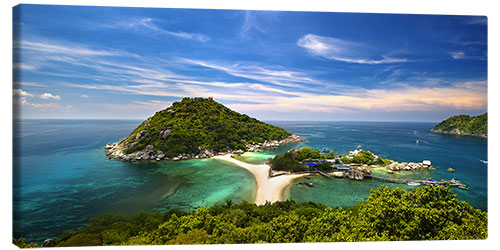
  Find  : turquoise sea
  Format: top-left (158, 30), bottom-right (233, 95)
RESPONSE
top-left (13, 120), bottom-right (487, 243)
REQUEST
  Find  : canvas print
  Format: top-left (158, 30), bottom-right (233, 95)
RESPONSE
top-left (12, 4), bottom-right (487, 247)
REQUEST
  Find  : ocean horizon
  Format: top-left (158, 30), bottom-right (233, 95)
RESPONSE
top-left (13, 119), bottom-right (487, 243)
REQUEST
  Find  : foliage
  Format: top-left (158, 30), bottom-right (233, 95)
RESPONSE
top-left (13, 237), bottom-right (39, 248)
top-left (319, 161), bottom-right (333, 171)
top-left (296, 147), bottom-right (321, 161)
top-left (351, 150), bottom-right (376, 164)
top-left (17, 186), bottom-right (486, 247)
top-left (269, 152), bottom-right (306, 172)
top-left (432, 113), bottom-right (487, 137)
top-left (35, 185), bottom-right (486, 247)
top-left (123, 97), bottom-right (292, 157)
top-left (270, 147), bottom-right (337, 172)
top-left (340, 150), bottom-right (389, 165)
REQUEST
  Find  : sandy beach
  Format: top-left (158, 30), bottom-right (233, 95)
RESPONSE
top-left (213, 154), bottom-right (308, 205)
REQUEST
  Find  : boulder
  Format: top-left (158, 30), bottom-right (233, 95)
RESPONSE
top-left (347, 169), bottom-right (355, 179)
top-left (135, 130), bottom-right (149, 140)
top-left (41, 239), bottom-right (56, 247)
top-left (159, 128), bottom-right (172, 140)
top-left (354, 171), bottom-right (364, 181)
top-left (127, 142), bottom-right (139, 149)
top-left (155, 150), bottom-right (165, 160)
top-left (332, 171), bottom-right (345, 178)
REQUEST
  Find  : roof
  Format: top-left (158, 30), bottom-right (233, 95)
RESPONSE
top-left (336, 165), bottom-right (350, 170)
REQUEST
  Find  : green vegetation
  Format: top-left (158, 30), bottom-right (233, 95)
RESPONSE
top-left (269, 147), bottom-right (335, 172)
top-left (122, 97), bottom-right (292, 157)
top-left (431, 113), bottom-right (487, 138)
top-left (269, 151), bottom-right (307, 172)
top-left (13, 238), bottom-right (39, 248)
top-left (340, 150), bottom-right (390, 165)
top-left (16, 185), bottom-right (486, 247)
top-left (269, 148), bottom-right (392, 172)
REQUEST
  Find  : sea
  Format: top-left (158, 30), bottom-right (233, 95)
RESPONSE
top-left (13, 119), bottom-right (488, 243)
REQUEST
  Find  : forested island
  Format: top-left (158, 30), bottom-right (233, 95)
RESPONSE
top-left (430, 113), bottom-right (487, 138)
top-left (14, 185), bottom-right (487, 247)
top-left (105, 97), bottom-right (302, 161)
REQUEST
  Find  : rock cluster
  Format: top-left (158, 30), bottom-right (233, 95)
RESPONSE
top-left (430, 128), bottom-right (487, 138)
top-left (346, 167), bottom-right (372, 181)
top-left (245, 135), bottom-right (304, 152)
top-left (105, 134), bottom-right (304, 162)
top-left (385, 161), bottom-right (435, 171)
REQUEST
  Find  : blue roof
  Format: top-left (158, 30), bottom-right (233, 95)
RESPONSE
top-left (336, 165), bottom-right (350, 170)
top-left (307, 163), bottom-right (319, 167)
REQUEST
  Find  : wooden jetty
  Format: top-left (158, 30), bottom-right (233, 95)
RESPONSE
top-left (370, 175), bottom-right (409, 184)
top-left (369, 176), bottom-right (469, 190)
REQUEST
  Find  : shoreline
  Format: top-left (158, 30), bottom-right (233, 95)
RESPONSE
top-left (429, 128), bottom-right (487, 138)
top-left (212, 154), bottom-right (308, 205)
top-left (105, 134), bottom-right (304, 162)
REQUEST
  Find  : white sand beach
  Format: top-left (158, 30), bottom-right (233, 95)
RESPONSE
top-left (213, 154), bottom-right (308, 205)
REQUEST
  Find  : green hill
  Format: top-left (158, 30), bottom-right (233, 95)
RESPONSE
top-left (105, 97), bottom-right (299, 160)
top-left (430, 113), bottom-right (487, 138)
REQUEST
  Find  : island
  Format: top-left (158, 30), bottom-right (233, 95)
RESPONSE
top-left (268, 146), bottom-right (435, 177)
top-left (105, 97), bottom-right (303, 161)
top-left (430, 113), bottom-right (487, 138)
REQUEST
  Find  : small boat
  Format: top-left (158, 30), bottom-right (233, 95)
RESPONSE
top-left (298, 182), bottom-right (314, 187)
top-left (447, 168), bottom-right (455, 172)
top-left (387, 169), bottom-right (394, 174)
top-left (407, 181), bottom-right (421, 186)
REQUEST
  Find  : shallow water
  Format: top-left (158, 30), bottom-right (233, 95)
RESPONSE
top-left (13, 120), bottom-right (487, 243)
top-left (267, 121), bottom-right (487, 211)
top-left (13, 120), bottom-right (255, 243)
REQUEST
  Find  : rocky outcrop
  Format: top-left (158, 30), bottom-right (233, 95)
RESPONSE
top-left (41, 239), bottom-right (56, 247)
top-left (385, 161), bottom-right (435, 171)
top-left (105, 134), bottom-right (304, 162)
top-left (159, 127), bottom-right (172, 140)
top-left (430, 128), bottom-right (487, 138)
top-left (245, 135), bottom-right (304, 152)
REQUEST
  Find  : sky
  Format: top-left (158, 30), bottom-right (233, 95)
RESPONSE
top-left (12, 5), bottom-right (488, 121)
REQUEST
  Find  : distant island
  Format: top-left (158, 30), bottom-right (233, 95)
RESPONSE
top-left (430, 113), bottom-right (487, 138)
top-left (105, 97), bottom-right (303, 161)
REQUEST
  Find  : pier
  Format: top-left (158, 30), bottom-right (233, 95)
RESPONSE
top-left (316, 169), bottom-right (469, 190)
top-left (369, 176), bottom-right (469, 190)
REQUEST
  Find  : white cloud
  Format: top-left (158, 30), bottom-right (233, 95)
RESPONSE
top-left (449, 51), bottom-right (466, 59)
top-left (13, 63), bottom-right (37, 71)
top-left (15, 40), bottom-right (120, 57)
top-left (30, 103), bottom-right (72, 111)
top-left (297, 34), bottom-right (408, 64)
top-left (13, 82), bottom-right (46, 87)
top-left (465, 16), bottom-right (487, 25)
top-left (105, 17), bottom-right (210, 42)
top-left (13, 89), bottom-right (33, 97)
top-left (181, 58), bottom-right (323, 89)
top-left (40, 93), bottom-right (61, 100)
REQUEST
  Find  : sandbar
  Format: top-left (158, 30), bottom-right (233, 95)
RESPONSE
top-left (213, 154), bottom-right (308, 205)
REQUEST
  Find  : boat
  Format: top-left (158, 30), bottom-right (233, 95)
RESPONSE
top-left (387, 169), bottom-right (394, 174)
top-left (447, 167), bottom-right (455, 172)
top-left (298, 182), bottom-right (314, 187)
top-left (407, 181), bottom-right (421, 186)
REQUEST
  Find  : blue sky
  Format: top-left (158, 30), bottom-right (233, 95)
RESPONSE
top-left (13, 5), bottom-right (487, 121)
